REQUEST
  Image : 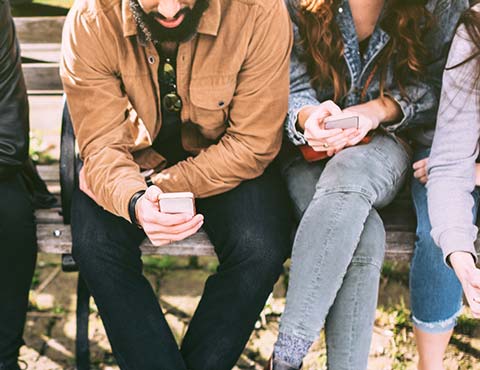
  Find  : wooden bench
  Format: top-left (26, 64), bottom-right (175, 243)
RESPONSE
top-left (14, 12), bottom-right (447, 370)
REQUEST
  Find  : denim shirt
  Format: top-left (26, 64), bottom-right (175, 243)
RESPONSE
top-left (286, 0), bottom-right (469, 146)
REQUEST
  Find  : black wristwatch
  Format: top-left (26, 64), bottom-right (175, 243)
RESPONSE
top-left (128, 190), bottom-right (146, 226)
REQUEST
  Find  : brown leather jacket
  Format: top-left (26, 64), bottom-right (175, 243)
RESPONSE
top-left (61, 0), bottom-right (293, 220)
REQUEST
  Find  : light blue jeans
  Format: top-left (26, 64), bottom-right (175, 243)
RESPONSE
top-left (278, 133), bottom-right (410, 369)
top-left (410, 148), bottom-right (480, 333)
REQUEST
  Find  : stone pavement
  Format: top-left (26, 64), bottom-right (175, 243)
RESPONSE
top-left (19, 255), bottom-right (480, 370)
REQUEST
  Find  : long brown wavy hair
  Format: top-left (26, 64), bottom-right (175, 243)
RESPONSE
top-left (448, 2), bottom-right (480, 93)
top-left (296, 0), bottom-right (433, 101)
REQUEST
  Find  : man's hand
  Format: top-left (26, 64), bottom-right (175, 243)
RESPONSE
top-left (450, 251), bottom-right (480, 318)
top-left (136, 186), bottom-right (204, 246)
top-left (413, 158), bottom-right (428, 185)
top-left (303, 101), bottom-right (357, 156)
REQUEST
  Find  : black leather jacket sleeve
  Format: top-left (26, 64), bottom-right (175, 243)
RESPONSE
top-left (0, 0), bottom-right (29, 179)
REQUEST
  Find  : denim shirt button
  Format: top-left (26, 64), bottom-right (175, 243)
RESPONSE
top-left (338, 7), bottom-right (343, 13)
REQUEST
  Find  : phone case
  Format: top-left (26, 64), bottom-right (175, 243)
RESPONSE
top-left (324, 115), bottom-right (359, 129)
top-left (158, 192), bottom-right (196, 216)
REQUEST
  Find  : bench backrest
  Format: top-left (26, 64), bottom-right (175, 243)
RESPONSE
top-left (15, 16), bottom-right (64, 94)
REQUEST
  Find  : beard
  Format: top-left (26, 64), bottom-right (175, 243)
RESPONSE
top-left (129, 0), bottom-right (209, 44)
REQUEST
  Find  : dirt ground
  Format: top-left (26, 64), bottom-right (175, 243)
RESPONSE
top-left (19, 255), bottom-right (480, 370)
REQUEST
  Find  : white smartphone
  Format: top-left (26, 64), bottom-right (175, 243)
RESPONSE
top-left (158, 192), bottom-right (196, 217)
top-left (324, 113), bottom-right (359, 129)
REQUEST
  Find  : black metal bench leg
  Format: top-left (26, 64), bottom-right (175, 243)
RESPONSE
top-left (76, 273), bottom-right (91, 370)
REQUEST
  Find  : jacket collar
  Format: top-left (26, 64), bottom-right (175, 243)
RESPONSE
top-left (335, 0), bottom-right (390, 81)
top-left (122, 0), bottom-right (221, 39)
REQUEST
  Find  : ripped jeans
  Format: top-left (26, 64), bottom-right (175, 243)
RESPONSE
top-left (278, 133), bottom-right (409, 370)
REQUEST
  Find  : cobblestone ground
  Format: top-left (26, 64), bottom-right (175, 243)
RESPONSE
top-left (20, 255), bottom-right (480, 370)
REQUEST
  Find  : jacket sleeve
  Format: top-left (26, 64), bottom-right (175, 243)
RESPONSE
top-left (427, 24), bottom-right (480, 265)
top-left (0, 0), bottom-right (29, 178)
top-left (60, 10), bottom-right (147, 221)
top-left (154, 0), bottom-right (293, 196)
top-left (384, 0), bottom-right (469, 132)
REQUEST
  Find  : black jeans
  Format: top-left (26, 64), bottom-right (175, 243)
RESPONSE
top-left (71, 164), bottom-right (292, 370)
top-left (0, 175), bottom-right (37, 365)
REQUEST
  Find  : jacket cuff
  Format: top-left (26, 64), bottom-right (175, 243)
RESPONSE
top-left (439, 230), bottom-right (478, 267)
top-left (285, 109), bottom-right (307, 146)
top-left (117, 181), bottom-right (148, 222)
top-left (383, 91), bottom-right (415, 132)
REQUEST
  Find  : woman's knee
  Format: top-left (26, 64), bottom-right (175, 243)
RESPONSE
top-left (351, 209), bottom-right (385, 268)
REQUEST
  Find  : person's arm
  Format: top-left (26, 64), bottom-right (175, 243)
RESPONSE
top-left (0, 0), bottom-right (29, 179)
top-left (152, 0), bottom-right (293, 197)
top-left (427, 25), bottom-right (480, 265)
top-left (383, 0), bottom-right (469, 133)
top-left (61, 10), bottom-right (148, 221)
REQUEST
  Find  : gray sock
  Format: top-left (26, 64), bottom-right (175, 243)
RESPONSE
top-left (273, 332), bottom-right (313, 369)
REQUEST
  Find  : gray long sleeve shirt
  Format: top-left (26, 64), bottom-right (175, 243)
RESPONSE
top-left (427, 18), bottom-right (480, 264)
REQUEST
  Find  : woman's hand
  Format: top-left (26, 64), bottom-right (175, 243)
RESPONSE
top-left (414, 160), bottom-right (480, 186)
top-left (302, 101), bottom-right (357, 156)
top-left (450, 251), bottom-right (480, 317)
top-left (342, 102), bottom-right (382, 147)
top-left (343, 97), bottom-right (402, 147)
top-left (413, 158), bottom-right (428, 185)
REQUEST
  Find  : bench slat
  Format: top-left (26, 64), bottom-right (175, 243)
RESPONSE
top-left (37, 165), bottom-right (60, 183)
top-left (14, 16), bottom-right (64, 44)
top-left (36, 222), bottom-right (418, 260)
top-left (22, 63), bottom-right (62, 93)
top-left (37, 224), bottom-right (216, 256)
top-left (35, 208), bottom-right (63, 224)
top-left (21, 43), bottom-right (61, 63)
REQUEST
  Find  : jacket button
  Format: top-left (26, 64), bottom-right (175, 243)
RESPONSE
top-left (148, 56), bottom-right (155, 64)
top-left (338, 7), bottom-right (343, 13)
top-left (218, 101), bottom-right (225, 107)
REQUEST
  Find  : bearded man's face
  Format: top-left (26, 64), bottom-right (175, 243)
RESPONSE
top-left (131, 0), bottom-right (209, 43)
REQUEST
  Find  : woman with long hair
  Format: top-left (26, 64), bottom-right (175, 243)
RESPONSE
top-left (266, 1), bottom-right (466, 369)
top-left (411, 3), bottom-right (480, 369)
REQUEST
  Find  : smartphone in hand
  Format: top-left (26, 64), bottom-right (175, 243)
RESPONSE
top-left (324, 113), bottom-right (359, 129)
top-left (158, 192), bottom-right (196, 217)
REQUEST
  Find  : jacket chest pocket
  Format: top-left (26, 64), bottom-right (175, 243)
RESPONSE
top-left (189, 79), bottom-right (236, 140)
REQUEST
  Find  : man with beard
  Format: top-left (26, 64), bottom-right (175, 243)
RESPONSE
top-left (0, 2), bottom-right (37, 370)
top-left (60, 0), bottom-right (293, 369)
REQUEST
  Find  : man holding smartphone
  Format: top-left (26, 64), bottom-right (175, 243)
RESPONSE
top-left (61, 0), bottom-right (293, 369)
top-left (0, 2), bottom-right (37, 369)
